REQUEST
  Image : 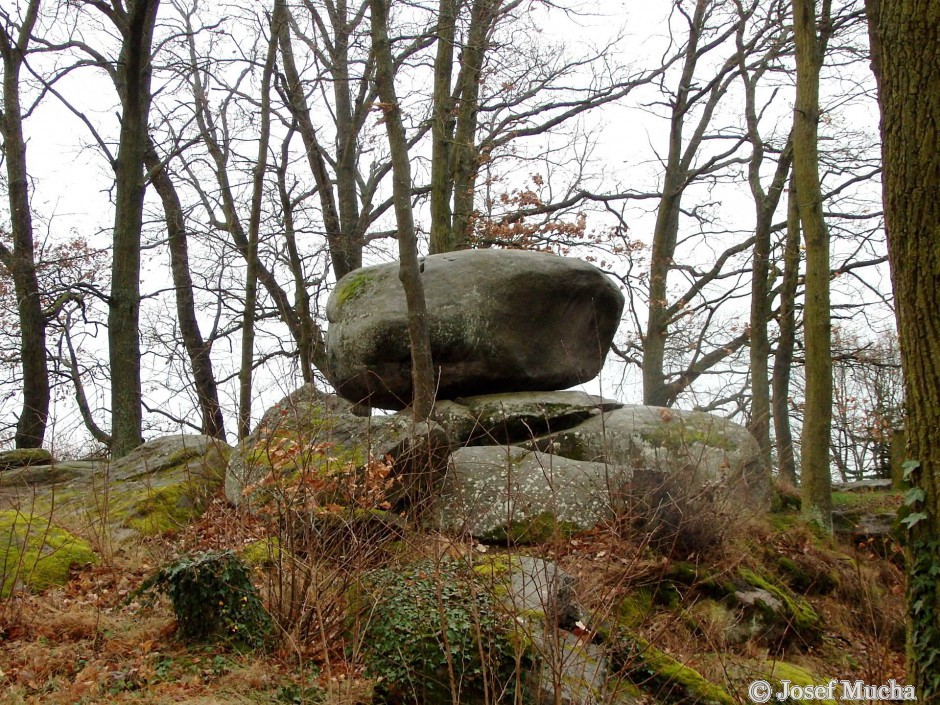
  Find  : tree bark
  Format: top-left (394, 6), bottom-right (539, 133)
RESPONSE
top-left (866, 0), bottom-right (940, 694)
top-left (791, 0), bottom-right (832, 530)
top-left (370, 0), bottom-right (435, 417)
top-left (144, 145), bottom-right (226, 441)
top-left (108, 0), bottom-right (161, 458)
top-left (772, 174), bottom-right (801, 485)
top-left (0, 0), bottom-right (49, 449)
top-left (429, 0), bottom-right (457, 254)
top-left (238, 15), bottom-right (278, 440)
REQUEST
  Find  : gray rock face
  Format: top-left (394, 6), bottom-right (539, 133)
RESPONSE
top-left (325, 249), bottom-right (624, 409)
top-left (439, 445), bottom-right (631, 540)
top-left (525, 405), bottom-right (766, 507)
top-left (225, 384), bottom-right (450, 510)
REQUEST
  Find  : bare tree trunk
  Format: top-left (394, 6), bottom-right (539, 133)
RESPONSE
top-left (449, 0), bottom-right (493, 249)
top-left (866, 0), bottom-right (940, 694)
top-left (429, 0), bottom-right (457, 254)
top-left (238, 14), bottom-right (278, 440)
top-left (0, 0), bottom-right (49, 449)
top-left (145, 145), bottom-right (226, 441)
top-left (792, 0), bottom-right (832, 530)
top-left (370, 0), bottom-right (435, 417)
top-left (274, 0), bottom-right (360, 280)
top-left (108, 0), bottom-right (161, 458)
top-left (772, 174), bottom-right (801, 485)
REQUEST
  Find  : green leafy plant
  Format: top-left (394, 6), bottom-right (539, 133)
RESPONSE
top-left (357, 559), bottom-right (524, 704)
top-left (135, 550), bottom-right (272, 648)
top-left (907, 538), bottom-right (940, 695)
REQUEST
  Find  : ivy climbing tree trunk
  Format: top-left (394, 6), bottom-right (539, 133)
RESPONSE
top-left (866, 0), bottom-right (940, 696)
top-left (370, 0), bottom-right (435, 418)
top-left (791, 0), bottom-right (833, 531)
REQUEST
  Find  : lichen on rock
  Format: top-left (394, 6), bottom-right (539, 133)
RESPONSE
top-left (0, 510), bottom-right (96, 596)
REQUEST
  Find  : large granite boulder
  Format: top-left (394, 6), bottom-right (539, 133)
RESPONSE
top-left (225, 384), bottom-right (450, 511)
top-left (325, 249), bottom-right (625, 409)
top-left (524, 405), bottom-right (767, 507)
top-left (104, 434), bottom-right (232, 536)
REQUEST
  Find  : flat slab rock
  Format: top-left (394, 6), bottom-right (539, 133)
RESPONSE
top-left (325, 249), bottom-right (624, 409)
top-left (436, 391), bottom-right (622, 445)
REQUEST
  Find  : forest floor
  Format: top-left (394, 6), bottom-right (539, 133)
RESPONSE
top-left (0, 485), bottom-right (908, 705)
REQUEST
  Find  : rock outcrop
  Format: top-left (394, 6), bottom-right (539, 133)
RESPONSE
top-left (325, 250), bottom-right (625, 409)
top-left (225, 384), bottom-right (449, 510)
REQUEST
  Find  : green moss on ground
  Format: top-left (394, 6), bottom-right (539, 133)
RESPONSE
top-left (0, 510), bottom-right (96, 596)
top-left (738, 568), bottom-right (820, 636)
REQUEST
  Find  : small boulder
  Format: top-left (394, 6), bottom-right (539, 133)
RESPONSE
top-left (325, 249), bottom-right (625, 409)
top-left (439, 446), bottom-right (630, 541)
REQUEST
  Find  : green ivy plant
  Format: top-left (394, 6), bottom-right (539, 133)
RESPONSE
top-left (357, 560), bottom-right (525, 703)
top-left (907, 538), bottom-right (940, 696)
top-left (135, 550), bottom-right (272, 648)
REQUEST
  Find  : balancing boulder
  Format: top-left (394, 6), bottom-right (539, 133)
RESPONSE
top-left (325, 249), bottom-right (625, 409)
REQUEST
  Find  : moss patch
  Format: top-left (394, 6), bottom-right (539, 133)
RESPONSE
top-left (334, 271), bottom-right (374, 306)
top-left (753, 661), bottom-right (837, 705)
top-left (483, 512), bottom-right (580, 544)
top-left (639, 420), bottom-right (736, 452)
top-left (738, 568), bottom-right (820, 638)
top-left (0, 510), bottom-right (96, 596)
top-left (617, 635), bottom-right (736, 705)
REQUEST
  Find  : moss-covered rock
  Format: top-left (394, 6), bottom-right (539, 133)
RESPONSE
top-left (226, 384), bottom-right (449, 514)
top-left (0, 510), bottom-right (96, 596)
top-left (104, 435), bottom-right (231, 536)
top-left (0, 447), bottom-right (53, 472)
top-left (524, 405), bottom-right (768, 509)
top-left (613, 635), bottom-right (736, 705)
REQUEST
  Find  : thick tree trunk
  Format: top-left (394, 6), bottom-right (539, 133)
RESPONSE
top-left (429, 0), bottom-right (457, 254)
top-left (772, 175), bottom-right (801, 485)
top-left (0, 0), bottom-right (48, 449)
top-left (791, 0), bottom-right (832, 530)
top-left (449, 0), bottom-right (493, 249)
top-left (866, 0), bottom-right (940, 695)
top-left (109, 0), bottom-right (161, 458)
top-left (370, 0), bottom-right (435, 418)
top-left (145, 147), bottom-right (226, 441)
